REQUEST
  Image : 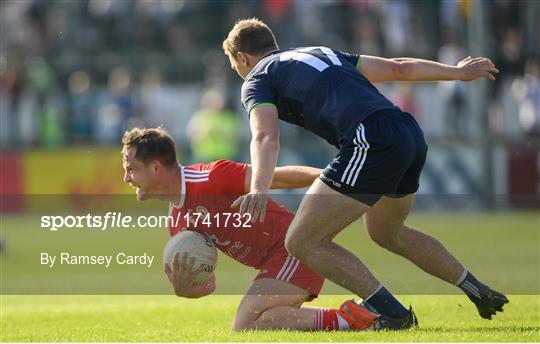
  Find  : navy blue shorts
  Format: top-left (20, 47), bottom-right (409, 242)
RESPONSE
top-left (320, 109), bottom-right (428, 206)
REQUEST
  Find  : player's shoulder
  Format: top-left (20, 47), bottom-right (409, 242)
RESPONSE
top-left (184, 160), bottom-right (247, 195)
top-left (245, 49), bottom-right (290, 80)
top-left (184, 160), bottom-right (246, 181)
top-left (180, 164), bottom-right (211, 200)
top-left (182, 163), bottom-right (211, 188)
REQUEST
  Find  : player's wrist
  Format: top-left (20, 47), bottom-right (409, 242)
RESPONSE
top-left (453, 65), bottom-right (468, 80)
top-left (250, 188), bottom-right (269, 195)
top-left (250, 182), bottom-right (270, 194)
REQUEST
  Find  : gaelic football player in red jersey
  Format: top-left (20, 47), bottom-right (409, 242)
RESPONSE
top-left (121, 127), bottom-right (379, 331)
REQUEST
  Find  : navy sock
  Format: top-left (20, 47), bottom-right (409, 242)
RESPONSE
top-left (455, 270), bottom-right (486, 301)
top-left (364, 285), bottom-right (410, 319)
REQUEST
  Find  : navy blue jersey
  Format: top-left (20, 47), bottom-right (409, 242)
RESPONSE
top-left (241, 47), bottom-right (399, 147)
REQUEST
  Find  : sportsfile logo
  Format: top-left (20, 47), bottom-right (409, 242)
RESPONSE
top-left (41, 212), bottom-right (172, 231)
top-left (40, 211), bottom-right (252, 231)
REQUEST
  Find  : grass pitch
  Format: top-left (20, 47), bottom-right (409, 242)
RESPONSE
top-left (1, 295), bottom-right (538, 342)
top-left (1, 211), bottom-right (539, 341)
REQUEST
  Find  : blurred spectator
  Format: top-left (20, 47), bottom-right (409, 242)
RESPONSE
top-left (511, 59), bottom-right (540, 136)
top-left (381, 0), bottom-right (412, 56)
top-left (138, 65), bottom-right (166, 127)
top-left (499, 27), bottom-right (524, 77)
top-left (27, 57), bottom-right (63, 148)
top-left (389, 84), bottom-right (418, 120)
top-left (352, 13), bottom-right (383, 56)
top-left (67, 70), bottom-right (95, 142)
top-left (438, 32), bottom-right (468, 139)
top-left (186, 88), bottom-right (242, 163)
top-left (0, 55), bottom-right (24, 148)
top-left (95, 66), bottom-right (133, 144)
top-left (0, 0), bottom-right (536, 152)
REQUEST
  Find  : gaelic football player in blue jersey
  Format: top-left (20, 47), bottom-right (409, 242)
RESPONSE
top-left (224, 18), bottom-right (508, 330)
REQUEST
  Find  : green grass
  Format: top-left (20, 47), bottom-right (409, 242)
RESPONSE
top-left (1, 295), bottom-right (538, 342)
top-left (1, 211), bottom-right (539, 341)
top-left (2, 211), bottom-right (539, 295)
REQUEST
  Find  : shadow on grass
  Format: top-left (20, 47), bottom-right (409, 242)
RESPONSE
top-left (416, 326), bottom-right (539, 333)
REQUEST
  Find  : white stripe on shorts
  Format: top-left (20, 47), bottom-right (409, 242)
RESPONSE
top-left (276, 255), bottom-right (292, 280)
top-left (283, 259), bottom-right (300, 282)
top-left (276, 255), bottom-right (299, 282)
top-left (341, 127), bottom-right (361, 184)
top-left (341, 124), bottom-right (369, 186)
top-left (350, 124), bottom-right (370, 186)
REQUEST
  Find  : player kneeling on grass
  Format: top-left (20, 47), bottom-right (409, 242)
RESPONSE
top-left (121, 127), bottom-right (379, 331)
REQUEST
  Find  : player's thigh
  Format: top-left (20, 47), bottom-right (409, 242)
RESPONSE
top-left (363, 194), bottom-right (415, 240)
top-left (286, 179), bottom-right (370, 245)
top-left (233, 278), bottom-right (310, 327)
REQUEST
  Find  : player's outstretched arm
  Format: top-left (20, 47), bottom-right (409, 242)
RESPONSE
top-left (272, 166), bottom-right (321, 189)
top-left (358, 55), bottom-right (499, 83)
top-left (244, 165), bottom-right (321, 191)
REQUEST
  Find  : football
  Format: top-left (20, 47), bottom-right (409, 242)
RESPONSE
top-left (163, 231), bottom-right (217, 285)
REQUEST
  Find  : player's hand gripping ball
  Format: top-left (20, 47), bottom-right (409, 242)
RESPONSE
top-left (163, 231), bottom-right (217, 285)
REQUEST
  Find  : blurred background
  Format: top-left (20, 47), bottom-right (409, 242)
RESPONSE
top-left (0, 0), bottom-right (538, 296)
top-left (1, 0), bottom-right (539, 209)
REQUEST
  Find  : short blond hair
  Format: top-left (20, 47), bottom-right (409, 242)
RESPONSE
top-left (222, 18), bottom-right (278, 57)
top-left (121, 127), bottom-right (177, 167)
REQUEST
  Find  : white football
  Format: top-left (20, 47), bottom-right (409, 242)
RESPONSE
top-left (163, 231), bottom-right (217, 285)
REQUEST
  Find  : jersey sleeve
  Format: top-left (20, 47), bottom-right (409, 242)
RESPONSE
top-left (241, 73), bottom-right (276, 116)
top-left (208, 160), bottom-right (248, 194)
top-left (334, 49), bottom-right (360, 69)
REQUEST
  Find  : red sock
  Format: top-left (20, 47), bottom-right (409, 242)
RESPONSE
top-left (314, 308), bottom-right (348, 330)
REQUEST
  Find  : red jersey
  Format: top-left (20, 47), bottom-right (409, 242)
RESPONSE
top-left (168, 160), bottom-right (295, 268)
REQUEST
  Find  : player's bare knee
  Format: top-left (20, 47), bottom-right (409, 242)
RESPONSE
top-left (232, 312), bottom-right (257, 332)
top-left (366, 227), bottom-right (403, 253)
top-left (284, 233), bottom-right (299, 255)
top-left (231, 319), bottom-right (255, 332)
top-left (365, 223), bottom-right (403, 254)
top-left (374, 233), bottom-right (403, 254)
top-left (284, 234), bottom-right (309, 261)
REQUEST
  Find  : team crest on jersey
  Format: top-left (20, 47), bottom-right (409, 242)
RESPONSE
top-left (206, 233), bottom-right (231, 246)
top-left (195, 206), bottom-right (209, 217)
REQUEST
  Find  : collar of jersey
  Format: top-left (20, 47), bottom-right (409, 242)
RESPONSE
top-left (170, 165), bottom-right (186, 209)
top-left (246, 49), bottom-right (281, 79)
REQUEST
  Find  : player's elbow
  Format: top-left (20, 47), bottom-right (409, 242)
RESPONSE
top-left (251, 134), bottom-right (280, 156)
top-left (393, 61), bottom-right (418, 81)
top-left (252, 131), bottom-right (279, 146)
